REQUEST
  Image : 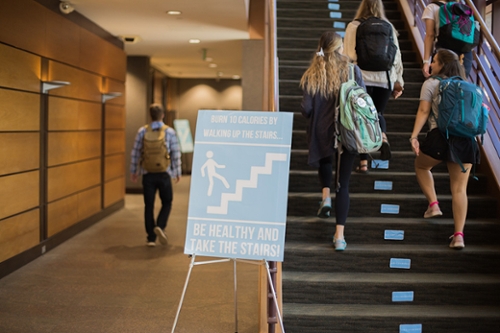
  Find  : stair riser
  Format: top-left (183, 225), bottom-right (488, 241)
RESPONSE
top-left (279, 65), bottom-right (424, 82)
top-left (283, 316), bottom-right (500, 333)
top-left (277, 1), bottom-right (399, 11)
top-left (290, 152), bottom-right (440, 172)
top-left (283, 281), bottom-right (500, 305)
top-left (292, 131), bottom-right (425, 151)
top-left (278, 79), bottom-right (422, 97)
top-left (278, 48), bottom-right (416, 62)
top-left (285, 220), bottom-right (500, 244)
top-left (279, 97), bottom-right (421, 114)
top-left (287, 195), bottom-right (498, 219)
top-left (278, 9), bottom-right (404, 21)
top-left (288, 173), bottom-right (487, 195)
top-left (283, 250), bottom-right (500, 274)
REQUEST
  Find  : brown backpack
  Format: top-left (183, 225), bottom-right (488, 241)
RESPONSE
top-left (141, 124), bottom-right (171, 173)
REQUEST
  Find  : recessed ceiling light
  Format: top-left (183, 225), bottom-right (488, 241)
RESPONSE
top-left (205, 57), bottom-right (213, 62)
top-left (119, 35), bottom-right (141, 44)
top-left (167, 10), bottom-right (181, 15)
top-left (189, 39), bottom-right (201, 44)
top-left (209, 63), bottom-right (217, 68)
top-left (232, 75), bottom-right (241, 80)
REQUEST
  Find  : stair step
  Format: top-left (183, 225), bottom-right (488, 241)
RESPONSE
top-left (287, 169), bottom-right (488, 195)
top-left (283, 242), bottom-right (500, 274)
top-left (283, 271), bottom-right (500, 305)
top-left (289, 150), bottom-right (442, 173)
top-left (287, 192), bottom-right (498, 218)
top-left (283, 303), bottom-right (500, 333)
top-left (284, 216), bottom-right (500, 244)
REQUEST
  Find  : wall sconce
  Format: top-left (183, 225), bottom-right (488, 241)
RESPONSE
top-left (102, 92), bottom-right (122, 103)
top-left (42, 80), bottom-right (70, 94)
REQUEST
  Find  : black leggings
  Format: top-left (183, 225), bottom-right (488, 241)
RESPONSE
top-left (360, 85), bottom-right (392, 161)
top-left (318, 149), bottom-right (356, 226)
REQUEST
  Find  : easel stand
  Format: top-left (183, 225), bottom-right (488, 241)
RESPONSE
top-left (171, 254), bottom-right (285, 333)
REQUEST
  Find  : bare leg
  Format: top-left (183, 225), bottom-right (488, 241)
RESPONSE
top-left (322, 187), bottom-right (330, 201)
top-left (447, 162), bottom-right (472, 234)
top-left (415, 152), bottom-right (443, 217)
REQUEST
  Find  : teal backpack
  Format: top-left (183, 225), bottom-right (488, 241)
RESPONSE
top-left (433, 1), bottom-right (479, 53)
top-left (434, 76), bottom-right (489, 176)
top-left (336, 65), bottom-right (383, 154)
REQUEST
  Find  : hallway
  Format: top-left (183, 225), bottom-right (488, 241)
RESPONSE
top-left (0, 176), bottom-right (260, 333)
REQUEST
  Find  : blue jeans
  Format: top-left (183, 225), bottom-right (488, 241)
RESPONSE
top-left (142, 173), bottom-right (173, 242)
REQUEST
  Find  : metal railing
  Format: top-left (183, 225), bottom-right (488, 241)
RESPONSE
top-left (403, 0), bottom-right (500, 188)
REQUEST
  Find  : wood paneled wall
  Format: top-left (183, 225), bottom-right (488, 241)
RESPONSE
top-left (0, 0), bottom-right (126, 266)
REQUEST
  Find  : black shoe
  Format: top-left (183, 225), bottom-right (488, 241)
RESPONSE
top-left (379, 140), bottom-right (392, 160)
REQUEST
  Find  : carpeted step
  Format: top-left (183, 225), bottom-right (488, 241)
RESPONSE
top-left (287, 169), bottom-right (488, 195)
top-left (282, 271), bottom-right (500, 305)
top-left (284, 217), bottom-right (500, 244)
top-left (283, 242), bottom-right (500, 274)
top-left (290, 149), bottom-right (442, 172)
top-left (287, 192), bottom-right (498, 218)
top-left (283, 303), bottom-right (500, 333)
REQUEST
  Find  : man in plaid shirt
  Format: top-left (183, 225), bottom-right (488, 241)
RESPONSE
top-left (130, 104), bottom-right (182, 247)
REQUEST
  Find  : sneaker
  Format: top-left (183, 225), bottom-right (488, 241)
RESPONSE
top-left (154, 227), bottom-right (168, 245)
top-left (317, 198), bottom-right (331, 218)
top-left (147, 241), bottom-right (156, 247)
top-left (334, 238), bottom-right (347, 251)
top-left (449, 233), bottom-right (465, 249)
top-left (424, 204), bottom-right (443, 219)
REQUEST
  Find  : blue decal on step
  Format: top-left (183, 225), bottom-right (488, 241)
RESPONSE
top-left (385, 230), bottom-right (404, 240)
top-left (390, 258), bottom-right (411, 269)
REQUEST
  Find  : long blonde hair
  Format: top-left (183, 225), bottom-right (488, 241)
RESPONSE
top-left (300, 31), bottom-right (350, 98)
top-left (354, 0), bottom-right (388, 20)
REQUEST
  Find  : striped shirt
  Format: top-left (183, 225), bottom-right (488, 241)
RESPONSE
top-left (130, 121), bottom-right (182, 178)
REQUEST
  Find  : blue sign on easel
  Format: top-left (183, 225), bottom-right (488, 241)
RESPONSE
top-left (184, 110), bottom-right (293, 262)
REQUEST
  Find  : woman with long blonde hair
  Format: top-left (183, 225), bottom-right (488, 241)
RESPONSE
top-left (300, 31), bottom-right (365, 251)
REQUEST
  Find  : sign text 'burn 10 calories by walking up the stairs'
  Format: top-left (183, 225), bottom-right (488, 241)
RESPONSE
top-left (184, 110), bottom-right (293, 262)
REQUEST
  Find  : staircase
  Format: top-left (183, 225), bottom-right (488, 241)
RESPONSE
top-left (277, 0), bottom-right (500, 332)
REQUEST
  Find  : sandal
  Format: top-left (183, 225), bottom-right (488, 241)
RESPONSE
top-left (355, 163), bottom-right (369, 174)
top-left (379, 135), bottom-right (392, 161)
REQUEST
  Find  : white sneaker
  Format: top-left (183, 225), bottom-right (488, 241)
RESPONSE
top-left (449, 233), bottom-right (465, 249)
top-left (154, 227), bottom-right (168, 245)
top-left (147, 241), bottom-right (156, 247)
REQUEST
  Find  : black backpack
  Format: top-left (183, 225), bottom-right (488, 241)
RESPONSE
top-left (432, 1), bottom-right (479, 54)
top-left (355, 17), bottom-right (397, 71)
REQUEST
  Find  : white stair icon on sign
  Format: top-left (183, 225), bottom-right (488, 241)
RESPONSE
top-left (207, 153), bottom-right (287, 215)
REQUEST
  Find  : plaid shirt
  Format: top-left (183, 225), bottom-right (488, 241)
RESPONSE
top-left (130, 121), bottom-right (182, 178)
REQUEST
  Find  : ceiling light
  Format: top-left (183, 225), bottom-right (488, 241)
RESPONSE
top-left (167, 10), bottom-right (181, 15)
top-left (189, 39), bottom-right (200, 44)
top-left (119, 35), bottom-right (141, 44)
top-left (205, 57), bottom-right (213, 62)
top-left (217, 72), bottom-right (223, 77)
top-left (209, 63), bottom-right (217, 68)
top-left (232, 75), bottom-right (241, 80)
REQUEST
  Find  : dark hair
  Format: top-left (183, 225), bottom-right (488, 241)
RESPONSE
top-left (149, 103), bottom-right (165, 121)
top-left (434, 49), bottom-right (466, 79)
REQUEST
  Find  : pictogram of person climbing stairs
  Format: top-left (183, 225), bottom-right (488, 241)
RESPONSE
top-left (207, 152), bottom-right (287, 214)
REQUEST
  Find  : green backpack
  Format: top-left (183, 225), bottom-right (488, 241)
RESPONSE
top-left (141, 124), bottom-right (171, 173)
top-left (337, 65), bottom-right (383, 154)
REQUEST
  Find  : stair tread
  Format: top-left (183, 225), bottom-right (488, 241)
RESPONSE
top-left (283, 271), bottom-right (500, 284)
top-left (285, 241), bottom-right (500, 252)
top-left (285, 216), bottom-right (499, 225)
top-left (284, 303), bottom-right (500, 317)
top-left (287, 192), bottom-right (493, 200)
